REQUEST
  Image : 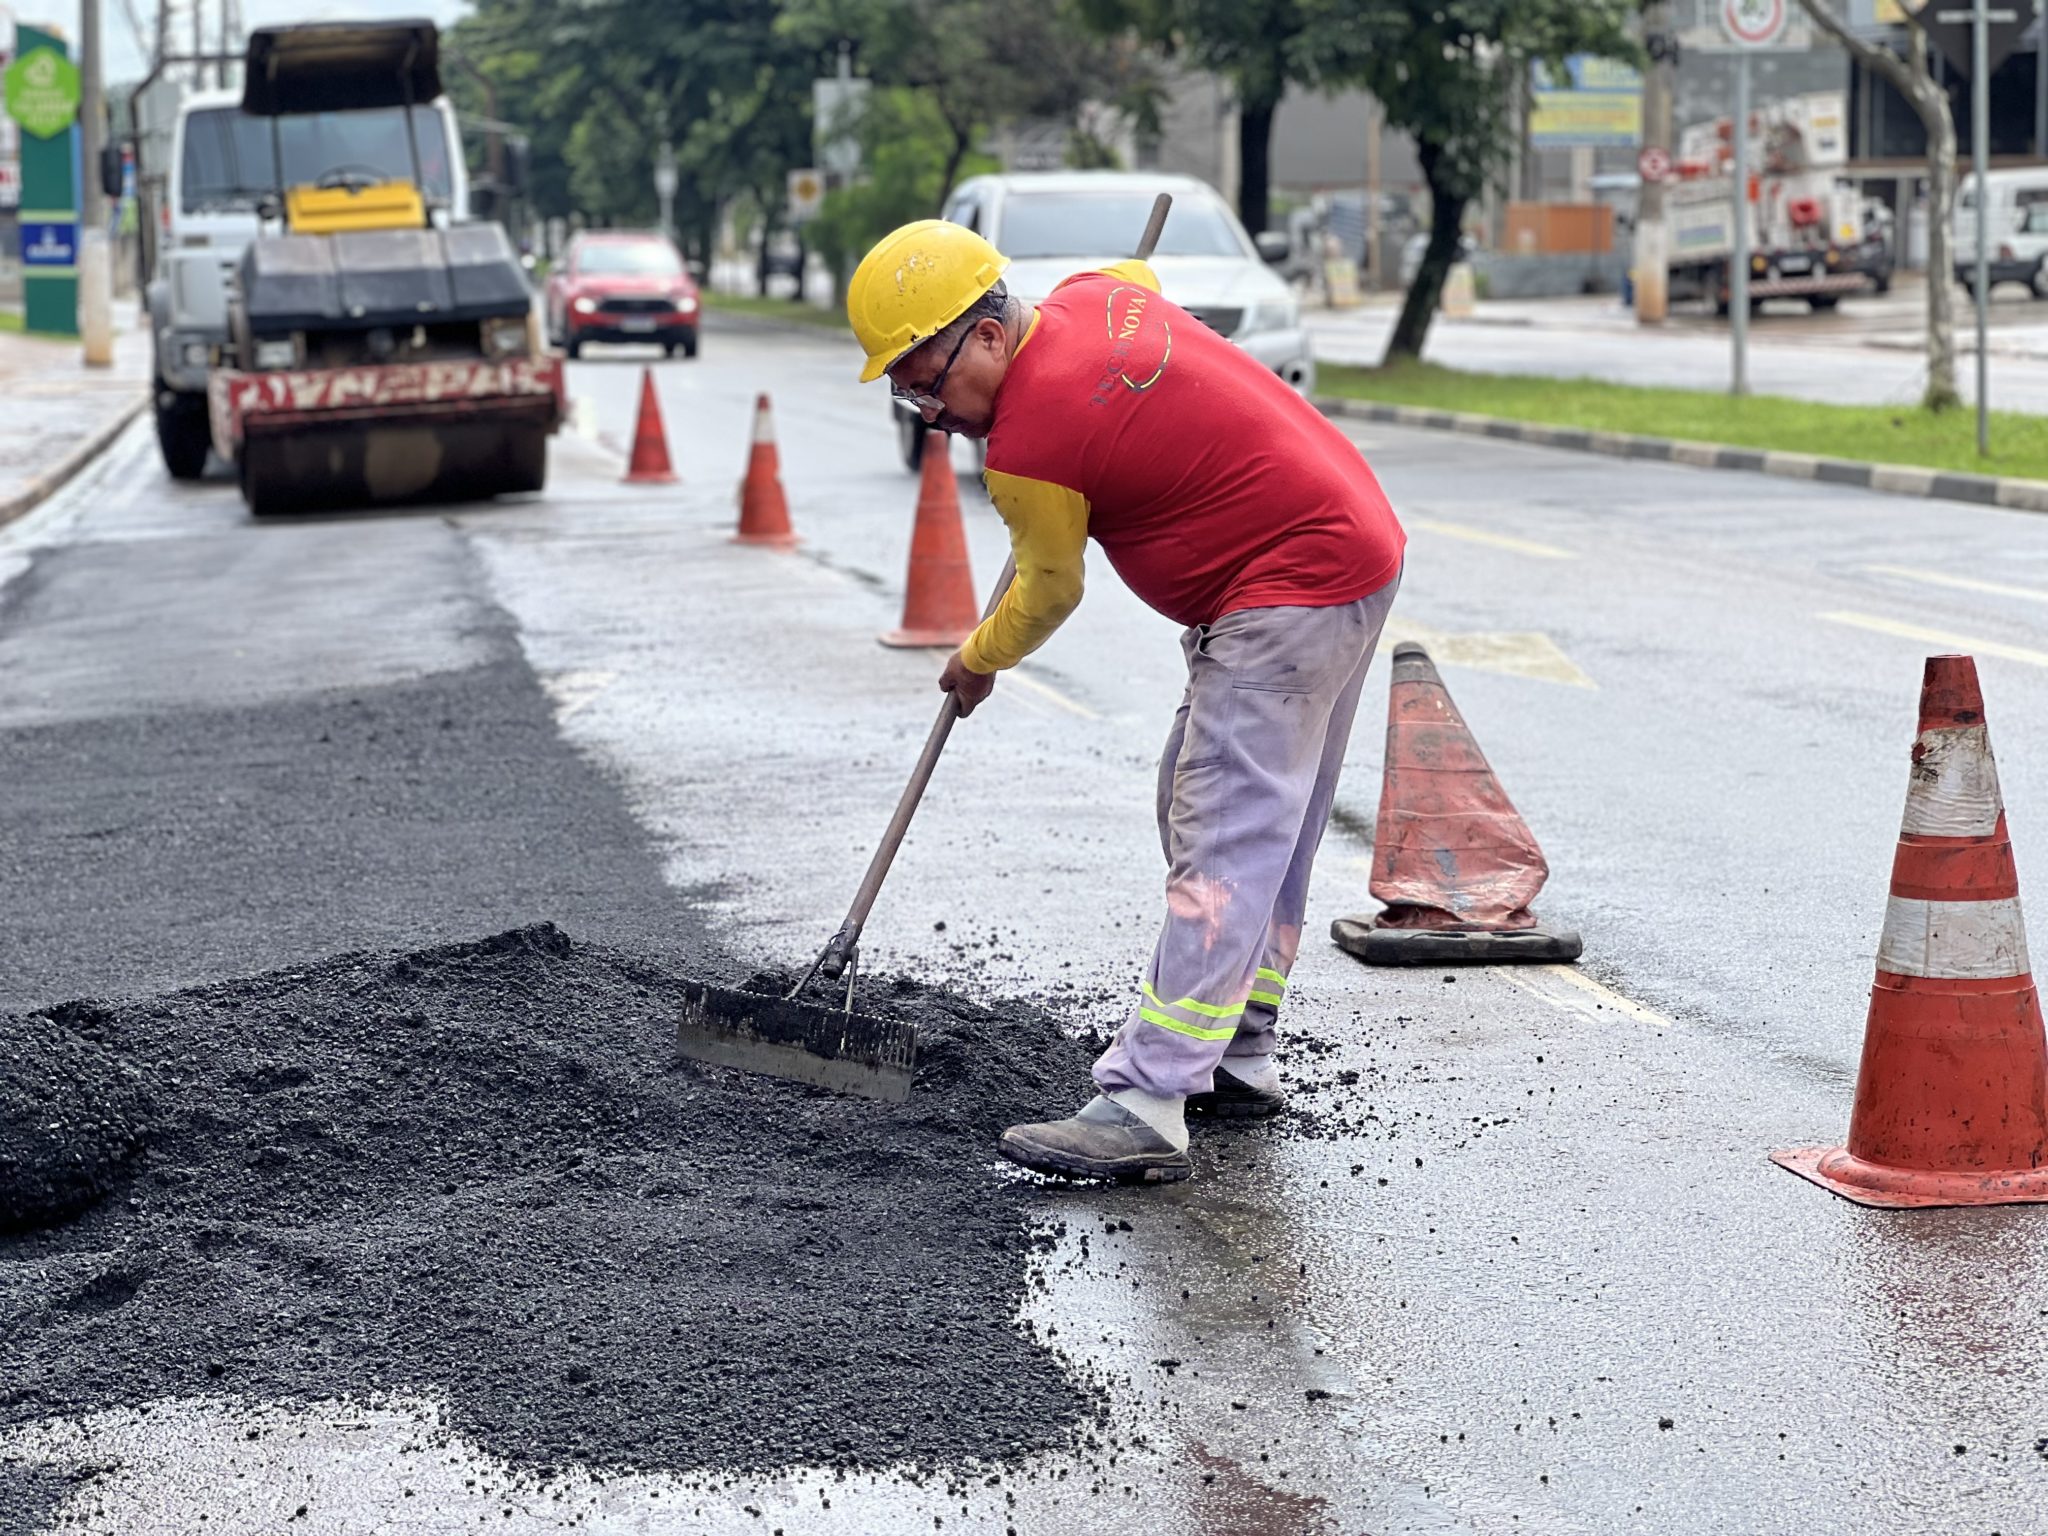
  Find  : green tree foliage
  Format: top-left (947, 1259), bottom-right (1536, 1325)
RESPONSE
top-left (448, 0), bottom-right (1148, 290)
top-left (1303, 0), bottom-right (1638, 362)
top-left (1075, 0), bottom-right (1350, 235)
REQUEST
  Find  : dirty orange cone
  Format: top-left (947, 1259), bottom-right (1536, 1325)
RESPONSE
top-left (1774, 655), bottom-right (2048, 1209)
top-left (732, 393), bottom-right (798, 548)
top-left (623, 368), bottom-right (676, 485)
top-left (879, 443), bottom-right (978, 648)
top-left (1330, 641), bottom-right (1580, 965)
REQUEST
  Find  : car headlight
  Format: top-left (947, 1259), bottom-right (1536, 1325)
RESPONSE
top-left (481, 314), bottom-right (530, 359)
top-left (571, 296), bottom-right (598, 315)
top-left (251, 336), bottom-right (298, 371)
top-left (675, 293), bottom-right (699, 314)
top-left (1239, 298), bottom-right (1299, 336)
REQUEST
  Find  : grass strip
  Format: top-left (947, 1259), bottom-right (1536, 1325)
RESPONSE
top-left (1320, 359), bottom-right (2048, 482)
top-left (700, 291), bottom-right (848, 330)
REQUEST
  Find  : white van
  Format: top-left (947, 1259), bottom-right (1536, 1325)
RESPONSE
top-left (1953, 168), bottom-right (2048, 299)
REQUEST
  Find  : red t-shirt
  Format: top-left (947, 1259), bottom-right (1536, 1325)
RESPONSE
top-left (983, 272), bottom-right (1406, 629)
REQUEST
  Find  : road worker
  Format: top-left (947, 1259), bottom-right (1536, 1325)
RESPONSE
top-left (848, 219), bottom-right (1406, 1183)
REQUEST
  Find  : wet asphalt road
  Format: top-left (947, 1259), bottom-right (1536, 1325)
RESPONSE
top-left (5, 316), bottom-right (2048, 1532)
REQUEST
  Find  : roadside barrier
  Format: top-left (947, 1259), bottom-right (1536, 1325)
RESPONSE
top-left (1331, 641), bottom-right (1582, 965)
top-left (880, 443), bottom-right (979, 649)
top-left (1774, 654), bottom-right (2048, 1208)
top-left (733, 393), bottom-right (798, 548)
top-left (623, 368), bottom-right (677, 486)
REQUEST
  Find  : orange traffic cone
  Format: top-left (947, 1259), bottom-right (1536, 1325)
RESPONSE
top-left (1774, 655), bottom-right (2048, 1208)
top-left (732, 393), bottom-right (798, 548)
top-left (880, 443), bottom-right (979, 649)
top-left (623, 368), bottom-right (676, 485)
top-left (1330, 642), bottom-right (1580, 965)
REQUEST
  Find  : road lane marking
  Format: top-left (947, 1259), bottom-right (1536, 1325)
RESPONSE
top-left (1406, 517), bottom-right (1577, 561)
top-left (1382, 617), bottom-right (1596, 689)
top-left (1820, 610), bottom-right (2048, 670)
top-left (1490, 964), bottom-right (1673, 1029)
top-left (1008, 668), bottom-right (1100, 720)
top-left (1862, 564), bottom-right (2048, 606)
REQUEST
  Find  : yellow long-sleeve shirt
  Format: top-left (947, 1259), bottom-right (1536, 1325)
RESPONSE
top-left (957, 259), bottom-right (1161, 676)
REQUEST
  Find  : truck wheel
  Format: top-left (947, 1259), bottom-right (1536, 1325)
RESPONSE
top-left (681, 332), bottom-right (699, 359)
top-left (240, 440), bottom-right (292, 518)
top-left (897, 408), bottom-right (928, 473)
top-left (566, 338), bottom-right (582, 360)
top-left (497, 428), bottom-right (548, 496)
top-left (155, 390), bottom-right (211, 481)
top-left (1809, 295), bottom-right (1840, 312)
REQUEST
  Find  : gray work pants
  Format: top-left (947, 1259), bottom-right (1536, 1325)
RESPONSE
top-left (1092, 574), bottom-right (1401, 1100)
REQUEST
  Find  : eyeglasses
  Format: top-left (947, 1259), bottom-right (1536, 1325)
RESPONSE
top-left (888, 323), bottom-right (976, 418)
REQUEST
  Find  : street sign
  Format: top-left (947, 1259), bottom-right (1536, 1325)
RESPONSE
top-left (787, 167), bottom-right (824, 222)
top-left (812, 75), bottom-right (869, 181)
top-left (1927, 1), bottom-right (2033, 77)
top-left (3, 45), bottom-right (79, 140)
top-left (20, 217), bottom-right (75, 267)
top-left (1638, 145), bottom-right (1673, 184)
top-left (1721, 0), bottom-right (1789, 47)
top-left (1530, 55), bottom-right (1644, 148)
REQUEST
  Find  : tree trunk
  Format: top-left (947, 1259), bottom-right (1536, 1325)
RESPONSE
top-left (1914, 71), bottom-right (1961, 411)
top-left (939, 122), bottom-right (973, 215)
top-left (1385, 147), bottom-right (1467, 363)
top-left (1793, 1), bottom-right (1959, 410)
top-left (756, 200), bottom-right (776, 298)
top-left (1237, 88), bottom-right (1278, 236)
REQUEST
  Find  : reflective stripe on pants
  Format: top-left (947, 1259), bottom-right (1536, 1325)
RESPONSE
top-left (1092, 575), bottom-right (1400, 1099)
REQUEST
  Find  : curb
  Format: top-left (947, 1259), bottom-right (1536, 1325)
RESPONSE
top-left (1315, 395), bottom-right (2048, 515)
top-left (0, 393), bottom-right (150, 531)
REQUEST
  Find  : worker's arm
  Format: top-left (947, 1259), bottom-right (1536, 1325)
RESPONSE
top-left (957, 469), bottom-right (1090, 674)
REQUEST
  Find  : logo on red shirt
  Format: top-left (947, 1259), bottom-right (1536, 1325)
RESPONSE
top-left (1087, 285), bottom-right (1172, 405)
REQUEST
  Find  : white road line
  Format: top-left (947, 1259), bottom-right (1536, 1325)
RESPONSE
top-left (1405, 517), bottom-right (1577, 561)
top-left (1862, 564), bottom-right (2048, 606)
top-left (1820, 610), bottom-right (2048, 670)
top-left (1008, 669), bottom-right (1100, 720)
top-left (1490, 964), bottom-right (1673, 1029)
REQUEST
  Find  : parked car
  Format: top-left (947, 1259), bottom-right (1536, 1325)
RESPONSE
top-left (1954, 167), bottom-right (2048, 299)
top-left (900, 171), bottom-right (1313, 468)
top-left (545, 231), bottom-right (700, 359)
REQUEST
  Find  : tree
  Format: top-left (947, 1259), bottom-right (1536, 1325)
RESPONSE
top-left (1309, 1), bottom-right (1638, 364)
top-left (1076, 0), bottom-right (1347, 235)
top-left (1795, 0), bottom-right (1959, 411)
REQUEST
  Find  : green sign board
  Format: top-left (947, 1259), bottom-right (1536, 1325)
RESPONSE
top-left (9, 25), bottom-right (79, 337)
top-left (4, 45), bottom-right (80, 141)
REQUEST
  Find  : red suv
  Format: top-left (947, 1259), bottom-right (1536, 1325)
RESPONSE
top-left (546, 232), bottom-right (700, 360)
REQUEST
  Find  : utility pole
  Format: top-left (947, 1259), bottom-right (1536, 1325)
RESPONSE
top-left (79, 0), bottom-right (114, 366)
top-left (1732, 51), bottom-right (1751, 396)
top-left (1365, 98), bottom-right (1384, 291)
top-left (1636, 3), bottom-right (1677, 325)
top-left (1973, 0), bottom-right (1991, 456)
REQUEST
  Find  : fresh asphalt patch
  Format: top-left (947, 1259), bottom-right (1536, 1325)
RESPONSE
top-left (1, 925), bottom-right (1105, 1495)
top-left (0, 542), bottom-right (1117, 1508)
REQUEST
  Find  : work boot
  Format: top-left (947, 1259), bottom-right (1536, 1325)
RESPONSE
top-left (1186, 1055), bottom-right (1284, 1119)
top-left (999, 1090), bottom-right (1192, 1184)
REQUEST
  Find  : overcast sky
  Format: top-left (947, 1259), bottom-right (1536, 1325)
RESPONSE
top-left (5, 0), bottom-right (471, 83)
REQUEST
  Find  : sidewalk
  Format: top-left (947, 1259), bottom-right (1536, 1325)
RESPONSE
top-left (0, 303), bottom-right (151, 527)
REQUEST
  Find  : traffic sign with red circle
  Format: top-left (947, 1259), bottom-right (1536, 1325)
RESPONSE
top-left (1638, 146), bottom-right (1673, 184)
top-left (1722, 0), bottom-right (1788, 49)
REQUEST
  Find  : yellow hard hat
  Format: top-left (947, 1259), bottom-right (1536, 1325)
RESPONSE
top-left (848, 219), bottom-right (1010, 383)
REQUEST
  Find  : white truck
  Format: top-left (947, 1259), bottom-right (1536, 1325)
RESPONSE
top-left (126, 77), bottom-right (475, 479)
top-left (1666, 90), bottom-right (1893, 314)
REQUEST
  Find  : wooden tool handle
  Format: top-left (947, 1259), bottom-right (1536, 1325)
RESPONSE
top-left (819, 193), bottom-right (1174, 975)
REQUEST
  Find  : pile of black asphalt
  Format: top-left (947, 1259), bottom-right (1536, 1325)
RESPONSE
top-left (0, 922), bottom-right (1107, 1478)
